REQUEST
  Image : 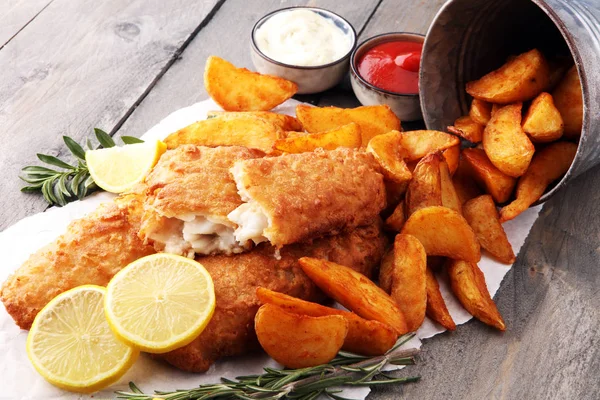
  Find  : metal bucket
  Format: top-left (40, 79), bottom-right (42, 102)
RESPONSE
top-left (419, 0), bottom-right (600, 203)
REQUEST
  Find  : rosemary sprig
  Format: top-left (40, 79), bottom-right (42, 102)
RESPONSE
top-left (20, 128), bottom-right (143, 206)
top-left (115, 334), bottom-right (420, 400)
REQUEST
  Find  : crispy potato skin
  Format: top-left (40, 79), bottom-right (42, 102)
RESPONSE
top-left (452, 158), bottom-right (483, 205)
top-left (443, 145), bottom-right (460, 175)
top-left (469, 99), bottom-right (492, 125)
top-left (164, 114), bottom-right (283, 153)
top-left (255, 304), bottom-right (348, 369)
top-left (398, 130), bottom-right (460, 161)
top-left (500, 142), bottom-right (577, 222)
top-left (439, 158), bottom-right (462, 214)
top-left (0, 194), bottom-right (155, 330)
top-left (462, 148), bottom-right (516, 204)
top-left (522, 92), bottom-right (564, 142)
top-left (296, 104), bottom-right (401, 147)
top-left (448, 116), bottom-right (484, 143)
top-left (381, 234), bottom-right (427, 332)
top-left (367, 131), bottom-right (412, 184)
top-left (157, 222), bottom-right (388, 372)
top-left (299, 257), bottom-right (408, 335)
top-left (552, 66), bottom-right (583, 139)
top-left (234, 148), bottom-right (386, 247)
top-left (447, 259), bottom-right (506, 331)
top-left (463, 195), bottom-right (515, 264)
top-left (273, 123), bottom-right (361, 153)
top-left (385, 200), bottom-right (406, 232)
top-left (466, 49), bottom-right (550, 104)
top-left (256, 288), bottom-right (397, 356)
top-left (204, 56), bottom-right (297, 111)
top-left (425, 266), bottom-right (456, 331)
top-left (406, 153), bottom-right (443, 216)
top-left (483, 103), bottom-right (535, 178)
top-left (401, 206), bottom-right (481, 263)
top-left (206, 111), bottom-right (303, 131)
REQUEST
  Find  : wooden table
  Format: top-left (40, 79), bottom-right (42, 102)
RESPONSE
top-left (2, 1), bottom-right (598, 398)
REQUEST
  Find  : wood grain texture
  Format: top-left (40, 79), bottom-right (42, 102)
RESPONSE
top-left (0, 0), bottom-right (52, 48)
top-left (114, 0), bottom-right (382, 141)
top-left (0, 0), bottom-right (222, 230)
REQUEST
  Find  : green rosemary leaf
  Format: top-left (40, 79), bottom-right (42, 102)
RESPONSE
top-left (63, 136), bottom-right (86, 160)
top-left (21, 166), bottom-right (59, 175)
top-left (21, 185), bottom-right (44, 192)
top-left (94, 128), bottom-right (116, 148)
top-left (86, 138), bottom-right (95, 150)
top-left (19, 175), bottom-right (53, 184)
top-left (70, 170), bottom-right (87, 197)
top-left (37, 154), bottom-right (75, 170)
top-left (121, 136), bottom-right (145, 144)
top-left (84, 174), bottom-right (95, 188)
top-left (41, 178), bottom-right (58, 205)
top-left (57, 174), bottom-right (72, 197)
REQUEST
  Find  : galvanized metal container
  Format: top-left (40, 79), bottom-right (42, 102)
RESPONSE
top-left (420, 0), bottom-right (600, 203)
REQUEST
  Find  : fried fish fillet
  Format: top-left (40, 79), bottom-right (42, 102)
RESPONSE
top-left (0, 193), bottom-right (155, 330)
top-left (228, 148), bottom-right (386, 248)
top-left (139, 145), bottom-right (264, 257)
top-left (156, 221), bottom-right (388, 372)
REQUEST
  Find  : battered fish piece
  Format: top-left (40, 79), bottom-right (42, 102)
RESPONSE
top-left (228, 148), bottom-right (386, 248)
top-left (0, 193), bottom-right (155, 330)
top-left (139, 145), bottom-right (264, 257)
top-left (156, 221), bottom-right (388, 372)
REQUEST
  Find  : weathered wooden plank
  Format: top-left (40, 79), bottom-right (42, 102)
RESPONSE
top-left (114, 0), bottom-right (382, 141)
top-left (0, 0), bottom-right (222, 230)
top-left (0, 0), bottom-right (52, 49)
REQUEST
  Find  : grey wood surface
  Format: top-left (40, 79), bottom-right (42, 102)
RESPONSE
top-left (2, 0), bottom-right (599, 399)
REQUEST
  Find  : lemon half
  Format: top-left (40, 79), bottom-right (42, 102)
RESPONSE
top-left (104, 254), bottom-right (216, 353)
top-left (85, 140), bottom-right (166, 193)
top-left (27, 285), bottom-right (138, 393)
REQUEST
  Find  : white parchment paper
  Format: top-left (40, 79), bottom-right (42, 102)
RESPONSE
top-left (0, 99), bottom-right (541, 399)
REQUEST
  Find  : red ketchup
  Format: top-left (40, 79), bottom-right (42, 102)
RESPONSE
top-left (357, 41), bottom-right (423, 94)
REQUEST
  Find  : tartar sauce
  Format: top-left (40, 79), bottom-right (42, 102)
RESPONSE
top-left (254, 9), bottom-right (352, 67)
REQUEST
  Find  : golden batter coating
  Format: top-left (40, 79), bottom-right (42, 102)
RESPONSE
top-left (229, 148), bottom-right (386, 247)
top-left (0, 193), bottom-right (155, 330)
top-left (156, 221), bottom-right (388, 372)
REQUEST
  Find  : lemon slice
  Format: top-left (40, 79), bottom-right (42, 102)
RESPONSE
top-left (27, 285), bottom-right (138, 393)
top-left (104, 254), bottom-right (216, 353)
top-left (86, 140), bottom-right (166, 193)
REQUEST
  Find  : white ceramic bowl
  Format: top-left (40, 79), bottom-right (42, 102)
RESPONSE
top-left (250, 7), bottom-right (356, 95)
top-left (350, 33), bottom-right (424, 121)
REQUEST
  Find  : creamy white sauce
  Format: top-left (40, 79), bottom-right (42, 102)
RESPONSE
top-left (254, 9), bottom-right (352, 67)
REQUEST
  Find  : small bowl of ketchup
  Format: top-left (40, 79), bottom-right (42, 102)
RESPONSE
top-left (350, 32), bottom-right (424, 121)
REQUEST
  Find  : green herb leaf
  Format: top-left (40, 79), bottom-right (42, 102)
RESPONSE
top-left (37, 154), bottom-right (75, 170)
top-left (121, 136), bottom-right (144, 144)
top-left (94, 128), bottom-right (116, 148)
top-left (63, 136), bottom-right (86, 160)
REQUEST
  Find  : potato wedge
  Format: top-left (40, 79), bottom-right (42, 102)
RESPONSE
top-left (398, 130), bottom-right (460, 161)
top-left (298, 257), bottom-right (408, 335)
top-left (463, 195), bottom-right (515, 264)
top-left (443, 144), bottom-right (460, 175)
top-left (466, 49), bottom-right (550, 104)
top-left (447, 260), bottom-right (505, 331)
top-left (440, 158), bottom-right (462, 214)
top-left (367, 131), bottom-right (412, 184)
top-left (522, 92), bottom-right (564, 142)
top-left (425, 266), bottom-right (456, 331)
top-left (483, 103), bottom-right (535, 177)
top-left (462, 148), bottom-right (516, 204)
top-left (204, 56), bottom-right (297, 111)
top-left (273, 123), bottom-right (361, 153)
top-left (406, 153), bottom-right (443, 216)
top-left (552, 65), bottom-right (583, 139)
top-left (255, 304), bottom-right (348, 368)
top-left (448, 116), bottom-right (484, 143)
top-left (207, 110), bottom-right (303, 131)
top-left (469, 99), bottom-right (492, 125)
top-left (296, 104), bottom-right (401, 146)
top-left (385, 180), bottom-right (409, 211)
top-left (452, 157), bottom-right (482, 205)
top-left (385, 200), bottom-right (406, 232)
top-left (256, 288), bottom-right (397, 356)
top-left (379, 234), bottom-right (427, 332)
top-left (164, 114), bottom-right (280, 153)
top-left (500, 142), bottom-right (577, 222)
top-left (401, 206), bottom-right (481, 262)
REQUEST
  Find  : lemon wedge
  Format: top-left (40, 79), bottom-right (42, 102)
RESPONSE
top-left (27, 285), bottom-right (138, 393)
top-left (86, 140), bottom-right (166, 193)
top-left (104, 253), bottom-right (216, 353)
